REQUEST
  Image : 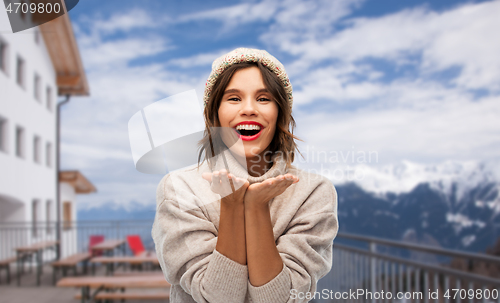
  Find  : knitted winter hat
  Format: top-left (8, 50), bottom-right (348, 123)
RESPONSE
top-left (203, 48), bottom-right (293, 108)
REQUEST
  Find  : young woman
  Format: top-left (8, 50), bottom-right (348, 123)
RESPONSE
top-left (152, 48), bottom-right (338, 303)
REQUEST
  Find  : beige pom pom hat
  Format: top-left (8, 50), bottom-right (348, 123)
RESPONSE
top-left (203, 48), bottom-right (293, 108)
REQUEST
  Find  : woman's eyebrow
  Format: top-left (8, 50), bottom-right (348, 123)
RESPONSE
top-left (223, 88), bottom-right (269, 95)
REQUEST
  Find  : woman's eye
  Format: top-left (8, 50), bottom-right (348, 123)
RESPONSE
top-left (228, 97), bottom-right (240, 102)
top-left (258, 98), bottom-right (271, 102)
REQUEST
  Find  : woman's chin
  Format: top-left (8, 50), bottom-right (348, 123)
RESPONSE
top-left (228, 147), bottom-right (261, 160)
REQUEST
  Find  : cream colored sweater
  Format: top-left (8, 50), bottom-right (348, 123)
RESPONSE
top-left (152, 150), bottom-right (338, 303)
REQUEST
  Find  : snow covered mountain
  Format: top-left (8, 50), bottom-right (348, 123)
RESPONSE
top-left (77, 160), bottom-right (500, 253)
top-left (333, 160), bottom-right (500, 252)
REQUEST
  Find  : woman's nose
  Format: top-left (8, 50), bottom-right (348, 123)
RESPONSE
top-left (239, 99), bottom-right (258, 116)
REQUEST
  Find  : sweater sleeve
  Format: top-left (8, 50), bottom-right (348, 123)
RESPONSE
top-left (152, 174), bottom-right (248, 303)
top-left (247, 177), bottom-right (339, 303)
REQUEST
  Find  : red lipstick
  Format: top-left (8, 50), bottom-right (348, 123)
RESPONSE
top-left (234, 121), bottom-right (263, 141)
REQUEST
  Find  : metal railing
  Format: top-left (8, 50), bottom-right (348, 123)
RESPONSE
top-left (0, 220), bottom-right (154, 261)
top-left (2, 221), bottom-right (500, 303)
top-left (317, 233), bottom-right (500, 303)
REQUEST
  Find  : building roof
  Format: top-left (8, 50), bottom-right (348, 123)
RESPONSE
top-left (38, 2), bottom-right (89, 96)
top-left (59, 171), bottom-right (96, 194)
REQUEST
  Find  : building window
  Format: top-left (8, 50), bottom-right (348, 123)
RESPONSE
top-left (63, 201), bottom-right (72, 230)
top-left (32, 199), bottom-right (39, 237)
top-left (16, 56), bottom-right (25, 88)
top-left (15, 126), bottom-right (24, 158)
top-left (34, 73), bottom-right (41, 102)
top-left (33, 135), bottom-right (41, 163)
top-left (46, 86), bottom-right (52, 111)
top-left (0, 117), bottom-right (7, 153)
top-left (46, 200), bottom-right (52, 234)
top-left (0, 37), bottom-right (7, 75)
top-left (46, 142), bottom-right (52, 167)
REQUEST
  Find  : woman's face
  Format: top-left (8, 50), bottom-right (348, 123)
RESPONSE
top-left (218, 66), bottom-right (279, 160)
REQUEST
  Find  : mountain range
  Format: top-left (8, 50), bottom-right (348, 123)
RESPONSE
top-left (78, 160), bottom-right (500, 253)
top-left (334, 160), bottom-right (500, 253)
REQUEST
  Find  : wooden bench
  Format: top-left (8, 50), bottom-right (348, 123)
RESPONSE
top-left (75, 291), bottom-right (170, 301)
top-left (58, 273), bottom-right (170, 302)
top-left (52, 252), bottom-right (92, 285)
top-left (90, 255), bottom-right (159, 275)
top-left (0, 257), bottom-right (17, 284)
top-left (113, 271), bottom-right (163, 277)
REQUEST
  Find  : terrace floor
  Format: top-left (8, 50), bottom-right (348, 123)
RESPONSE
top-left (0, 264), bottom-right (169, 303)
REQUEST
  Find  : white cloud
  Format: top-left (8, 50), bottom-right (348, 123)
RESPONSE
top-left (269, 0), bottom-right (363, 36)
top-left (93, 9), bottom-right (161, 34)
top-left (74, 9), bottom-right (171, 71)
top-left (167, 48), bottom-right (233, 68)
top-left (291, 65), bottom-right (386, 105)
top-left (260, 0), bottom-right (500, 167)
top-left (76, 9), bottom-right (163, 35)
top-left (76, 180), bottom-right (160, 210)
top-left (294, 93), bottom-right (500, 165)
top-left (420, 2), bottom-right (500, 90)
top-left (81, 38), bottom-right (168, 70)
top-left (178, 0), bottom-right (280, 26)
top-left (266, 1), bottom-right (500, 92)
top-left (61, 143), bottom-right (131, 161)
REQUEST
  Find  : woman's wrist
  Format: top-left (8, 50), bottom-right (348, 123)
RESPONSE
top-left (218, 196), bottom-right (247, 265)
top-left (221, 195), bottom-right (245, 209)
top-left (244, 196), bottom-right (271, 212)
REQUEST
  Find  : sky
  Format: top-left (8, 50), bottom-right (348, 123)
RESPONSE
top-left (59, 0), bottom-right (500, 209)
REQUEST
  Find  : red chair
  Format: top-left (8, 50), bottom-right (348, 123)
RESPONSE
top-left (89, 235), bottom-right (104, 256)
top-left (127, 235), bottom-right (146, 256)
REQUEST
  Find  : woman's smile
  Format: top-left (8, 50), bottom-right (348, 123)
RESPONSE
top-left (234, 121), bottom-right (263, 141)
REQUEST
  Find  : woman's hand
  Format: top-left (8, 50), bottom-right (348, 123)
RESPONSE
top-left (244, 174), bottom-right (299, 208)
top-left (243, 173), bottom-right (298, 286)
top-left (203, 170), bottom-right (249, 265)
top-left (202, 170), bottom-right (249, 205)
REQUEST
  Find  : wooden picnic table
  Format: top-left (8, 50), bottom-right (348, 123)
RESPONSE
top-left (90, 254), bottom-right (159, 275)
top-left (15, 240), bottom-right (59, 286)
top-left (51, 252), bottom-right (92, 284)
top-left (57, 273), bottom-right (170, 303)
top-left (90, 239), bottom-right (126, 256)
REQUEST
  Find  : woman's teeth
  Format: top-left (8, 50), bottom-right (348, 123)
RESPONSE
top-left (235, 124), bottom-right (261, 137)
top-left (236, 124), bottom-right (261, 131)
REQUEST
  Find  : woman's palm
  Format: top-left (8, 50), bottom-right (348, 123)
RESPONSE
top-left (245, 174), bottom-right (299, 206)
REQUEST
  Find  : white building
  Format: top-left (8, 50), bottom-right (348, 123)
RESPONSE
top-left (0, 6), bottom-right (90, 259)
top-left (59, 170), bottom-right (96, 257)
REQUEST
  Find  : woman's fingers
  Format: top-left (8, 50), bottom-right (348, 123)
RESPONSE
top-left (284, 173), bottom-right (299, 183)
top-left (238, 177), bottom-right (250, 188)
top-left (210, 171), bottom-right (222, 193)
top-left (202, 172), bottom-right (213, 183)
top-left (219, 170), bottom-right (232, 191)
top-left (264, 174), bottom-right (298, 194)
top-left (208, 170), bottom-right (298, 199)
top-left (233, 177), bottom-right (249, 195)
top-left (270, 174), bottom-right (298, 186)
top-left (209, 169), bottom-right (238, 197)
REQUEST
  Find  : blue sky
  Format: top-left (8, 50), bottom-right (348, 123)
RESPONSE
top-left (60, 0), bottom-right (500, 209)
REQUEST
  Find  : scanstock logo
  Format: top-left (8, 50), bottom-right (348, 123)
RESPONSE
top-left (2, 0), bottom-right (80, 33)
top-left (127, 90), bottom-right (248, 208)
top-left (128, 90), bottom-right (246, 176)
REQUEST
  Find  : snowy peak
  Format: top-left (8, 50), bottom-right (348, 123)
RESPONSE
top-left (331, 160), bottom-right (500, 198)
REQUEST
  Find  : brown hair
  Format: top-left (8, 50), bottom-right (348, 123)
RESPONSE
top-left (198, 61), bottom-right (300, 168)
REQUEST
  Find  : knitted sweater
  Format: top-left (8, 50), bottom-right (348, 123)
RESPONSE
top-left (152, 150), bottom-right (339, 303)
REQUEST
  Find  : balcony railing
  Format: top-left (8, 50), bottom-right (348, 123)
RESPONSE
top-left (0, 220), bottom-right (154, 260)
top-left (1, 221), bottom-right (500, 303)
top-left (318, 233), bottom-right (500, 303)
